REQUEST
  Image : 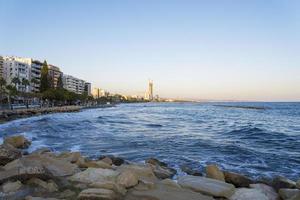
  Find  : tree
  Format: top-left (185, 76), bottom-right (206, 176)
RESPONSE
top-left (40, 60), bottom-right (50, 92)
top-left (0, 77), bottom-right (6, 103)
top-left (5, 85), bottom-right (17, 109)
top-left (21, 78), bottom-right (30, 92)
top-left (11, 77), bottom-right (21, 87)
top-left (57, 74), bottom-right (64, 89)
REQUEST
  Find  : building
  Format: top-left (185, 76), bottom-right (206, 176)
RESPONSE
top-left (2, 56), bottom-right (32, 92)
top-left (48, 64), bottom-right (62, 88)
top-left (0, 56), bottom-right (4, 79)
top-left (84, 82), bottom-right (91, 96)
top-left (30, 60), bottom-right (43, 93)
top-left (92, 88), bottom-right (107, 98)
top-left (145, 80), bottom-right (154, 101)
top-left (63, 74), bottom-right (88, 94)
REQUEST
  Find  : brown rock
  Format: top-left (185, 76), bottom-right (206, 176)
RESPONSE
top-left (146, 158), bottom-right (168, 167)
top-left (99, 155), bottom-right (124, 166)
top-left (117, 164), bottom-right (157, 181)
top-left (4, 135), bottom-right (31, 149)
top-left (27, 178), bottom-right (58, 192)
top-left (117, 170), bottom-right (139, 188)
top-left (180, 165), bottom-right (202, 176)
top-left (145, 158), bottom-right (176, 179)
top-left (2, 180), bottom-right (22, 193)
top-left (78, 188), bottom-right (122, 200)
top-left (89, 180), bottom-right (127, 196)
top-left (0, 144), bottom-right (22, 166)
top-left (100, 157), bottom-right (113, 165)
top-left (224, 171), bottom-right (253, 187)
top-left (279, 189), bottom-right (300, 200)
top-left (272, 176), bottom-right (296, 191)
top-left (206, 165), bottom-right (225, 181)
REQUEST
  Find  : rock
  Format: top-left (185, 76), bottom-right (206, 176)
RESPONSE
top-left (27, 178), bottom-right (58, 192)
top-left (69, 168), bottom-right (119, 184)
top-left (25, 197), bottom-right (60, 200)
top-left (289, 193), bottom-right (300, 200)
top-left (4, 154), bottom-right (80, 177)
top-left (133, 179), bottom-right (155, 191)
top-left (224, 171), bottom-right (253, 187)
top-left (178, 175), bottom-right (235, 198)
top-left (0, 162), bottom-right (51, 184)
top-left (279, 189), bottom-right (300, 200)
top-left (59, 189), bottom-right (77, 199)
top-left (57, 151), bottom-right (82, 163)
top-left (145, 158), bottom-right (176, 179)
top-left (4, 135), bottom-right (31, 149)
top-left (125, 181), bottom-right (214, 200)
top-left (250, 183), bottom-right (279, 200)
top-left (90, 180), bottom-right (127, 196)
top-left (297, 180), bottom-right (300, 189)
top-left (180, 165), bottom-right (202, 176)
top-left (31, 148), bottom-right (52, 155)
top-left (78, 188), bottom-right (122, 200)
top-left (229, 188), bottom-right (269, 200)
top-left (272, 176), bottom-right (296, 191)
top-left (100, 155), bottom-right (124, 166)
top-left (161, 178), bottom-right (181, 188)
top-left (84, 160), bottom-right (113, 169)
top-left (2, 180), bottom-right (22, 193)
top-left (145, 158), bottom-right (168, 167)
top-left (206, 165), bottom-right (225, 181)
top-left (0, 144), bottom-right (22, 165)
top-left (117, 164), bottom-right (157, 181)
top-left (117, 170), bottom-right (138, 188)
top-left (100, 157), bottom-right (113, 165)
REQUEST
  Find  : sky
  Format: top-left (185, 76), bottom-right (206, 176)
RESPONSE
top-left (1, 0), bottom-right (300, 101)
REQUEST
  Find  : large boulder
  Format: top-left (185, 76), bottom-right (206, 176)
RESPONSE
top-left (90, 180), bottom-right (127, 196)
top-left (125, 181), bottom-right (214, 200)
top-left (178, 175), bottom-right (235, 198)
top-left (145, 158), bottom-right (176, 179)
top-left (78, 188), bottom-right (122, 200)
top-left (4, 135), bottom-right (31, 149)
top-left (69, 168), bottom-right (119, 184)
top-left (279, 189), bottom-right (300, 200)
top-left (229, 188), bottom-right (270, 200)
top-left (206, 165), bottom-right (225, 181)
top-left (99, 155), bottom-right (124, 166)
top-left (117, 164), bottom-right (157, 181)
top-left (180, 165), bottom-right (202, 176)
top-left (250, 184), bottom-right (279, 200)
top-left (2, 180), bottom-right (23, 193)
top-left (27, 178), bottom-right (58, 193)
top-left (0, 144), bottom-right (22, 165)
top-left (297, 180), bottom-right (300, 189)
top-left (4, 154), bottom-right (80, 177)
top-left (117, 170), bottom-right (138, 188)
top-left (272, 176), bottom-right (296, 191)
top-left (224, 171), bottom-right (253, 187)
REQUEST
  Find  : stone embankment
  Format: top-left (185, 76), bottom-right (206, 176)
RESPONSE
top-left (0, 104), bottom-right (114, 123)
top-left (0, 135), bottom-right (299, 200)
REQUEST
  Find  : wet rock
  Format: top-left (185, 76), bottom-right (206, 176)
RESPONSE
top-left (0, 144), bottom-right (22, 165)
top-left (117, 170), bottom-right (138, 188)
top-left (279, 189), bottom-right (300, 200)
top-left (117, 164), bottom-right (157, 181)
top-left (229, 188), bottom-right (269, 200)
top-left (90, 180), bottom-right (127, 196)
top-left (206, 165), bottom-right (225, 181)
top-left (125, 181), bottom-right (214, 200)
top-left (31, 148), bottom-right (52, 155)
top-left (272, 176), bottom-right (296, 191)
top-left (180, 165), bottom-right (202, 176)
top-left (4, 154), bottom-right (80, 177)
top-left (161, 178), bottom-right (181, 188)
top-left (100, 155), bottom-right (124, 166)
top-left (145, 158), bottom-right (176, 179)
top-left (78, 188), bottom-right (122, 200)
top-left (2, 180), bottom-right (22, 193)
top-left (178, 175), bottom-right (235, 198)
top-left (69, 168), bottom-right (119, 184)
top-left (4, 135), bottom-right (31, 149)
top-left (250, 183), bottom-right (279, 200)
top-left (27, 178), bottom-right (58, 192)
top-left (224, 171), bottom-right (253, 187)
top-left (100, 157), bottom-right (113, 165)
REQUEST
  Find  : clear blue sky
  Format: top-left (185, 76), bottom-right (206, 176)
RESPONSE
top-left (1, 0), bottom-right (300, 101)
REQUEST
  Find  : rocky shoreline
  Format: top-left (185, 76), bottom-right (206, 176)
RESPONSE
top-left (0, 135), bottom-right (299, 200)
top-left (0, 104), bottom-right (114, 124)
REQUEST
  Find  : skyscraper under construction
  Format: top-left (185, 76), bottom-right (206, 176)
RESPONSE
top-left (145, 80), bottom-right (153, 101)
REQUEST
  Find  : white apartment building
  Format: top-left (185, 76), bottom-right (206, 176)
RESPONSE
top-left (3, 56), bottom-right (32, 92)
top-left (31, 60), bottom-right (43, 93)
top-left (0, 56), bottom-right (4, 79)
top-left (63, 74), bottom-right (89, 94)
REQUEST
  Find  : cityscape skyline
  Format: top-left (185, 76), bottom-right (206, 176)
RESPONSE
top-left (1, 1), bottom-right (300, 101)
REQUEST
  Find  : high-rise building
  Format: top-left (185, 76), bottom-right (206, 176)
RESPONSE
top-left (48, 64), bottom-right (62, 88)
top-left (63, 74), bottom-right (88, 94)
top-left (3, 56), bottom-right (32, 92)
top-left (31, 60), bottom-right (43, 93)
top-left (84, 82), bottom-right (92, 96)
top-left (145, 80), bottom-right (154, 101)
top-left (92, 88), bottom-right (107, 98)
top-left (0, 56), bottom-right (4, 79)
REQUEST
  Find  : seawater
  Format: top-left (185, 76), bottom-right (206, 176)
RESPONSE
top-left (0, 102), bottom-right (299, 180)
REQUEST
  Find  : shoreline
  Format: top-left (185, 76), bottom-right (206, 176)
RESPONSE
top-left (0, 135), bottom-right (299, 199)
top-left (0, 104), bottom-right (115, 124)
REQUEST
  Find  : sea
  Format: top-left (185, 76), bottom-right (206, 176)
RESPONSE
top-left (0, 102), bottom-right (299, 180)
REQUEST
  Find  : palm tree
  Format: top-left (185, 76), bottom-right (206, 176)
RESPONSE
top-left (11, 77), bottom-right (21, 88)
top-left (22, 78), bottom-right (30, 92)
top-left (5, 85), bottom-right (17, 110)
top-left (0, 77), bottom-right (6, 105)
